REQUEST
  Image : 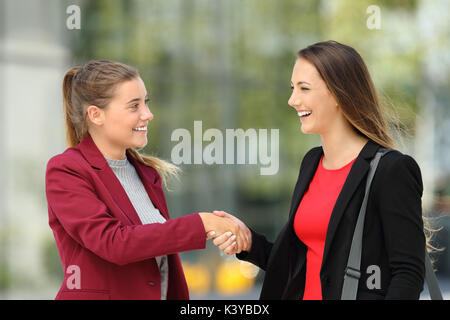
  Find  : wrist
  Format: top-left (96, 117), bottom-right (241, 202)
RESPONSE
top-left (198, 212), bottom-right (212, 232)
top-left (244, 230), bottom-right (252, 252)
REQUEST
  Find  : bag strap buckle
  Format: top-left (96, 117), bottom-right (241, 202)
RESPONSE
top-left (344, 267), bottom-right (361, 280)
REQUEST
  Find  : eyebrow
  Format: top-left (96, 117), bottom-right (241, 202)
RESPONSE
top-left (291, 81), bottom-right (311, 86)
top-left (126, 95), bottom-right (149, 104)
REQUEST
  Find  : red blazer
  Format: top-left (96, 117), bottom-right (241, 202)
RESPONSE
top-left (45, 134), bottom-right (206, 300)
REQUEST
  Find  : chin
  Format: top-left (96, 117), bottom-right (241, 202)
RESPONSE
top-left (301, 126), bottom-right (312, 134)
top-left (301, 124), bottom-right (320, 135)
top-left (129, 138), bottom-right (148, 149)
top-left (135, 141), bottom-right (148, 148)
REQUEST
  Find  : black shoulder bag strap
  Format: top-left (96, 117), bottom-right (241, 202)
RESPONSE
top-left (341, 148), bottom-right (443, 300)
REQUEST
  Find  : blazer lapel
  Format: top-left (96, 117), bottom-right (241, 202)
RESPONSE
top-left (287, 148), bottom-right (323, 228)
top-left (320, 140), bottom-right (380, 268)
top-left (283, 147), bottom-right (322, 293)
top-left (78, 134), bottom-right (142, 226)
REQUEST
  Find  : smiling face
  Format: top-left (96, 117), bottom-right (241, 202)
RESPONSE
top-left (87, 77), bottom-right (153, 159)
top-left (288, 58), bottom-right (341, 135)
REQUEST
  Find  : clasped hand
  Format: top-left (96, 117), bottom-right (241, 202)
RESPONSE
top-left (198, 211), bottom-right (252, 255)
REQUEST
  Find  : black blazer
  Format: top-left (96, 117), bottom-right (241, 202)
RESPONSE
top-left (237, 140), bottom-right (425, 300)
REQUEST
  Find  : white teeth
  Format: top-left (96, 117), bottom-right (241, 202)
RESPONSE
top-left (298, 111), bottom-right (312, 117)
top-left (133, 127), bottom-right (147, 131)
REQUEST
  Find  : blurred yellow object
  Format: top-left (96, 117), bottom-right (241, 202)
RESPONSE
top-left (182, 262), bottom-right (211, 296)
top-left (239, 260), bottom-right (259, 279)
top-left (215, 260), bottom-right (257, 296)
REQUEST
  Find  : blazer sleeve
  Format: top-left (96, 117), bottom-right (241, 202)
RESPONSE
top-left (236, 228), bottom-right (274, 271)
top-left (45, 155), bottom-right (206, 266)
top-left (377, 154), bottom-right (425, 299)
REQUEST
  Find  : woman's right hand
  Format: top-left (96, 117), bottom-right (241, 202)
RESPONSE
top-left (198, 212), bottom-right (246, 253)
top-left (211, 210), bottom-right (252, 255)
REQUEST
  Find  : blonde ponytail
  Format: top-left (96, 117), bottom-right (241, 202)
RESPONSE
top-left (62, 66), bottom-right (85, 147)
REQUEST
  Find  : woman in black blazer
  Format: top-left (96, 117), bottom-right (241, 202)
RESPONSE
top-left (212, 40), bottom-right (425, 300)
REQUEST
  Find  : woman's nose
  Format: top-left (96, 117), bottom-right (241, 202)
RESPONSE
top-left (288, 92), bottom-right (300, 108)
top-left (142, 106), bottom-right (153, 121)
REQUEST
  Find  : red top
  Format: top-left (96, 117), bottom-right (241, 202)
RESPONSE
top-left (294, 154), bottom-right (356, 300)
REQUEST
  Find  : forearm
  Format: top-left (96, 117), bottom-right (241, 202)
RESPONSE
top-left (52, 207), bottom-right (206, 266)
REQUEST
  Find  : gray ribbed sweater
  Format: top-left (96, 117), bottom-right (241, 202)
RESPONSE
top-left (105, 156), bottom-right (168, 300)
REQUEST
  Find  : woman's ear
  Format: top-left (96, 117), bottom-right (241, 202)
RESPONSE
top-left (86, 105), bottom-right (104, 126)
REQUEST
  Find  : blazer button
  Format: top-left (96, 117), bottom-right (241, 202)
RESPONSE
top-left (148, 281), bottom-right (156, 286)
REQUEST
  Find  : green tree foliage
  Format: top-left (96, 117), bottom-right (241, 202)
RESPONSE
top-left (67, 0), bottom-right (422, 237)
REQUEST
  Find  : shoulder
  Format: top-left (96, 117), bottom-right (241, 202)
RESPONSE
top-left (46, 147), bottom-right (87, 174)
top-left (378, 149), bottom-right (422, 177)
top-left (375, 149), bottom-right (423, 189)
top-left (45, 148), bottom-right (98, 193)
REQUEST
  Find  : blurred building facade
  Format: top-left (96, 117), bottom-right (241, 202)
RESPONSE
top-left (0, 0), bottom-right (69, 297)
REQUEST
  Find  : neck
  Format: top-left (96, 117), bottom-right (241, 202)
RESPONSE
top-left (320, 125), bottom-right (368, 170)
top-left (90, 132), bottom-right (126, 160)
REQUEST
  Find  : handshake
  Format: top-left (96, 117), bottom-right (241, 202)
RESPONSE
top-left (198, 211), bottom-right (252, 255)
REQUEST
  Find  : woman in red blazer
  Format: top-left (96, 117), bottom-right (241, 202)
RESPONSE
top-left (45, 60), bottom-right (247, 300)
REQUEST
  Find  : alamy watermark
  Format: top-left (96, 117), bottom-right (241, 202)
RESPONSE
top-left (66, 5), bottom-right (81, 30)
top-left (66, 264), bottom-right (81, 289)
top-left (65, 4), bottom-right (381, 33)
top-left (366, 5), bottom-right (381, 30)
top-left (171, 121), bottom-right (279, 175)
top-left (366, 264), bottom-right (381, 290)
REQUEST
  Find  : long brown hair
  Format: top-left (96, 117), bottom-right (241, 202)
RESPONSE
top-left (62, 59), bottom-right (179, 187)
top-left (298, 40), bottom-right (396, 149)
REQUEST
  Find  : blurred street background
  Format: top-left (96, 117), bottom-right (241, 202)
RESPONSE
top-left (0, 0), bottom-right (449, 300)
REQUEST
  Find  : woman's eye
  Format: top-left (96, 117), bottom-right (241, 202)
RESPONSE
top-left (290, 85), bottom-right (294, 90)
top-left (131, 104), bottom-right (138, 109)
top-left (301, 87), bottom-right (310, 91)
